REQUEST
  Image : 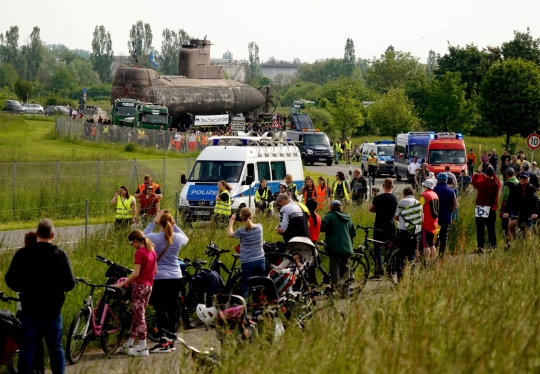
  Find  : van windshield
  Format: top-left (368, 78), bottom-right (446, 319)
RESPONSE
top-left (304, 134), bottom-right (330, 146)
top-left (377, 146), bottom-right (395, 156)
top-left (428, 150), bottom-right (466, 164)
top-left (410, 144), bottom-right (428, 159)
top-left (189, 161), bottom-right (245, 183)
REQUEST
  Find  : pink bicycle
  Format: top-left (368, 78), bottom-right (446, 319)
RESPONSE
top-left (65, 278), bottom-right (129, 364)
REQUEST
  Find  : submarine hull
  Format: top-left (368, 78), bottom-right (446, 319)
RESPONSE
top-left (112, 67), bottom-right (265, 123)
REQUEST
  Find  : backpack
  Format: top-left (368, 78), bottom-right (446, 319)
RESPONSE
top-left (0, 309), bottom-right (21, 364)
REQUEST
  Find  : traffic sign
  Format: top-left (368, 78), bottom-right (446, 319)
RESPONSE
top-left (527, 133), bottom-right (540, 150)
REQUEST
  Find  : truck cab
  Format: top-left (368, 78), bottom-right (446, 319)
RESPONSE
top-left (427, 132), bottom-right (467, 176)
top-left (360, 140), bottom-right (396, 177)
top-left (111, 98), bottom-right (141, 125)
top-left (394, 131), bottom-right (434, 181)
top-left (178, 135), bottom-right (304, 222)
top-left (124, 103), bottom-right (172, 130)
top-left (287, 130), bottom-right (333, 166)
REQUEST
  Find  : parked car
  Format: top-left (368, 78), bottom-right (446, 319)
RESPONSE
top-left (22, 103), bottom-right (44, 114)
top-left (45, 105), bottom-right (73, 116)
top-left (2, 100), bottom-right (24, 114)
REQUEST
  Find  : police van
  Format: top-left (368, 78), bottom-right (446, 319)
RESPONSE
top-left (178, 134), bottom-right (304, 221)
top-left (360, 140), bottom-right (396, 177)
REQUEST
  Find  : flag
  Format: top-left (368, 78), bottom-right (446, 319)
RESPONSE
top-left (149, 52), bottom-right (158, 68)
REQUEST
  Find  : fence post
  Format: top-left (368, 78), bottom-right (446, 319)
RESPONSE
top-left (85, 199), bottom-right (89, 250)
top-left (129, 158), bottom-right (138, 192)
top-left (56, 160), bottom-right (59, 207)
top-left (163, 157), bottom-right (166, 195)
top-left (96, 159), bottom-right (100, 201)
top-left (12, 161), bottom-right (16, 214)
top-left (175, 191), bottom-right (179, 223)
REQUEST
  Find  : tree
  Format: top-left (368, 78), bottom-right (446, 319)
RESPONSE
top-left (280, 81), bottom-right (320, 106)
top-left (426, 50), bottom-right (437, 81)
top-left (327, 92), bottom-right (364, 139)
top-left (368, 88), bottom-right (419, 137)
top-left (366, 50), bottom-right (426, 93)
top-left (14, 79), bottom-right (34, 102)
top-left (501, 27), bottom-right (540, 65)
top-left (356, 58), bottom-right (371, 79)
top-left (0, 62), bottom-right (19, 89)
top-left (0, 26), bottom-right (19, 65)
top-left (316, 76), bottom-right (378, 106)
top-left (223, 50), bottom-right (233, 59)
top-left (128, 21), bottom-right (153, 65)
top-left (68, 58), bottom-right (101, 87)
top-left (296, 58), bottom-right (344, 85)
top-left (342, 38), bottom-right (356, 77)
top-left (246, 42), bottom-right (262, 83)
top-left (435, 43), bottom-right (490, 99)
top-left (91, 25), bottom-right (114, 83)
top-left (304, 106), bottom-right (335, 138)
top-left (48, 66), bottom-right (77, 93)
top-left (159, 28), bottom-right (190, 75)
top-left (272, 73), bottom-right (292, 91)
top-left (20, 27), bottom-right (44, 80)
top-left (479, 59), bottom-right (540, 149)
top-left (423, 72), bottom-right (478, 133)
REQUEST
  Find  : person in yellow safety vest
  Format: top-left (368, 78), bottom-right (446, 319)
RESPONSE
top-left (110, 185), bottom-right (137, 227)
top-left (255, 179), bottom-right (272, 212)
top-left (102, 124), bottom-right (109, 141)
top-left (344, 137), bottom-right (353, 165)
top-left (332, 171), bottom-right (351, 203)
top-left (334, 140), bottom-right (343, 165)
top-left (367, 150), bottom-right (379, 185)
top-left (215, 180), bottom-right (232, 225)
top-left (315, 177), bottom-right (331, 210)
top-left (137, 128), bottom-right (146, 145)
top-left (284, 174), bottom-right (299, 202)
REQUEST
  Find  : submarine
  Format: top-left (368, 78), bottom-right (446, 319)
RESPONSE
top-left (111, 38), bottom-right (266, 124)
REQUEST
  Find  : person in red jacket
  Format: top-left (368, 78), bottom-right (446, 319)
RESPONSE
top-left (471, 166), bottom-right (501, 253)
top-left (420, 179), bottom-right (439, 260)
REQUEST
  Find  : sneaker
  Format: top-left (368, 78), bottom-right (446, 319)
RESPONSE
top-left (168, 341), bottom-right (175, 351)
top-left (123, 344), bottom-right (135, 355)
top-left (149, 338), bottom-right (171, 353)
top-left (136, 348), bottom-right (149, 357)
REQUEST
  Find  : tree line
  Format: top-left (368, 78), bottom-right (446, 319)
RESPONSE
top-left (257, 29), bottom-right (540, 149)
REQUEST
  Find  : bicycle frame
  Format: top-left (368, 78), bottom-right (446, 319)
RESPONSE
top-left (77, 281), bottom-right (122, 339)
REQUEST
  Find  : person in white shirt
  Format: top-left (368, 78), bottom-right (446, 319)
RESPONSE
top-left (408, 157), bottom-right (422, 188)
top-left (531, 161), bottom-right (540, 177)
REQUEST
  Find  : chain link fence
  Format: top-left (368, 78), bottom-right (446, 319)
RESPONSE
top-left (55, 118), bottom-right (211, 154)
top-left (0, 158), bottom-right (192, 225)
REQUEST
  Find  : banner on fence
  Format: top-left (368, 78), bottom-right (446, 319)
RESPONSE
top-left (194, 115), bottom-right (229, 126)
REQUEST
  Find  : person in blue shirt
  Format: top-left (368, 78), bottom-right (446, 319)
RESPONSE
top-left (433, 173), bottom-right (458, 257)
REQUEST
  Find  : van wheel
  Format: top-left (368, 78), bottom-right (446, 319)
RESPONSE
top-left (308, 161), bottom-right (314, 165)
top-left (326, 160), bottom-right (333, 166)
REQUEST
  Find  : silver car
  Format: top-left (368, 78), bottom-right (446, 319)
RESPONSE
top-left (23, 103), bottom-right (44, 114)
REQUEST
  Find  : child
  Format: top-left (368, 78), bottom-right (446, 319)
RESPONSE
top-left (115, 230), bottom-right (157, 357)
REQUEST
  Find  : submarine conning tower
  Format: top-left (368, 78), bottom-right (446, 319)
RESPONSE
top-left (178, 38), bottom-right (224, 79)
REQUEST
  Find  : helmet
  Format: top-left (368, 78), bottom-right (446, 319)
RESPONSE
top-left (196, 304), bottom-right (219, 325)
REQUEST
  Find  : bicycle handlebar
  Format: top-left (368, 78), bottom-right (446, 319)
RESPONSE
top-left (0, 291), bottom-right (19, 303)
top-left (95, 255), bottom-right (133, 274)
top-left (75, 277), bottom-right (117, 292)
top-left (356, 225), bottom-right (382, 232)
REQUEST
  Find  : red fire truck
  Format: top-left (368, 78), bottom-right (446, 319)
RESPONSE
top-left (427, 132), bottom-right (467, 176)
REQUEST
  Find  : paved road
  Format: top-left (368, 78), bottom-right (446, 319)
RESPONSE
top-left (0, 224), bottom-right (109, 250)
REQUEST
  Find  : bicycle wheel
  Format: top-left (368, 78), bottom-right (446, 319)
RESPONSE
top-left (355, 245), bottom-right (371, 277)
top-left (227, 272), bottom-right (243, 296)
top-left (182, 291), bottom-right (202, 329)
top-left (6, 352), bottom-right (18, 374)
top-left (100, 300), bottom-right (126, 355)
top-left (349, 255), bottom-right (369, 293)
top-left (66, 308), bottom-right (91, 364)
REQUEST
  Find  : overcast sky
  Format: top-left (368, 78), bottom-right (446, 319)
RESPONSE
top-left (3, 0), bottom-right (540, 64)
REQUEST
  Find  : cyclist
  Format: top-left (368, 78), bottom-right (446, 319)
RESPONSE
top-left (433, 173), bottom-right (458, 257)
top-left (394, 187), bottom-right (422, 280)
top-left (420, 179), bottom-right (439, 261)
top-left (144, 210), bottom-right (188, 354)
top-left (471, 166), bottom-right (500, 253)
top-left (368, 178), bottom-right (398, 276)
top-left (320, 200), bottom-right (356, 288)
top-left (502, 171), bottom-right (539, 241)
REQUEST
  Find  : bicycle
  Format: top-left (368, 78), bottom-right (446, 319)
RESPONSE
top-left (65, 278), bottom-right (129, 364)
top-left (316, 243), bottom-right (368, 295)
top-left (355, 225), bottom-right (400, 284)
top-left (205, 242), bottom-right (242, 295)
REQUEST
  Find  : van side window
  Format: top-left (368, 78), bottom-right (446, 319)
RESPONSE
top-left (396, 144), bottom-right (405, 157)
top-left (247, 163), bottom-right (255, 180)
top-left (271, 161), bottom-right (286, 180)
top-left (257, 162), bottom-right (271, 181)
